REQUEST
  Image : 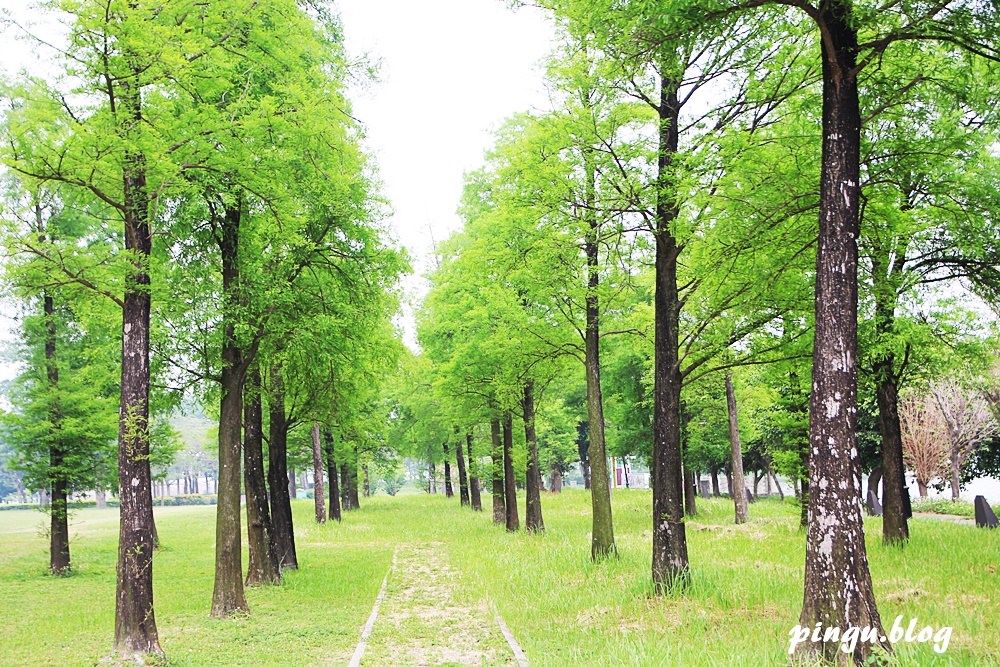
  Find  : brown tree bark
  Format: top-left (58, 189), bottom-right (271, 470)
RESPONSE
top-left (243, 366), bottom-right (279, 586)
top-left (502, 414), bottom-right (520, 532)
top-left (267, 365), bottom-right (297, 571)
top-left (443, 441), bottom-right (454, 498)
top-left (311, 424), bottom-right (326, 524)
top-left (711, 468), bottom-right (721, 497)
top-left (726, 374), bottom-right (749, 525)
top-left (491, 418), bottom-right (505, 524)
top-left (878, 367), bottom-right (913, 535)
top-left (323, 430), bottom-right (341, 522)
top-left (769, 463), bottom-right (785, 501)
top-left (466, 432), bottom-right (482, 511)
top-left (548, 465), bottom-right (563, 493)
top-left (341, 462), bottom-right (352, 506)
top-left (363, 465), bottom-right (371, 498)
top-left (212, 203), bottom-right (249, 617)
top-left (42, 289), bottom-right (70, 576)
top-left (866, 466), bottom-right (882, 504)
top-left (651, 72), bottom-right (686, 588)
top-left (683, 469), bottom-right (697, 518)
top-left (522, 382), bottom-right (544, 532)
top-left (582, 144), bottom-right (615, 561)
top-left (455, 427), bottom-right (470, 507)
top-left (348, 445), bottom-right (360, 509)
top-left (797, 4), bottom-right (888, 661)
top-left (113, 66), bottom-right (162, 659)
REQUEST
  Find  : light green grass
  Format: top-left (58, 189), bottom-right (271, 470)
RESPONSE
top-left (0, 490), bottom-right (996, 666)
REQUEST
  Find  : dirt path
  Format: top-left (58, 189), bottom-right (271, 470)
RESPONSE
top-left (354, 541), bottom-right (525, 667)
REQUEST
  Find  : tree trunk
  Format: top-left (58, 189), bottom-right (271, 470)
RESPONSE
top-left (711, 469), bottom-right (720, 497)
top-left (363, 465), bottom-right (371, 498)
top-left (799, 441), bottom-right (810, 529)
top-left (455, 427), bottom-right (470, 507)
top-left (212, 203), bottom-right (249, 617)
top-left (443, 441), bottom-right (454, 498)
top-left (348, 445), bottom-right (360, 509)
top-left (548, 464), bottom-right (562, 492)
top-left (726, 374), bottom-right (749, 525)
top-left (683, 468), bottom-right (697, 518)
top-left (866, 466), bottom-right (882, 504)
top-left (323, 430), bottom-right (341, 522)
top-left (491, 418), bottom-right (505, 524)
top-left (311, 424), bottom-right (326, 524)
top-left (949, 457), bottom-right (961, 501)
top-left (769, 464), bottom-right (785, 501)
top-left (267, 365), bottom-right (297, 571)
top-left (113, 69), bottom-right (162, 659)
top-left (522, 382), bottom-right (544, 533)
top-left (651, 72), bottom-right (686, 588)
top-left (427, 459), bottom-right (436, 494)
top-left (797, 6), bottom-right (888, 661)
top-left (502, 413), bottom-right (519, 532)
top-left (917, 480), bottom-right (928, 498)
top-left (42, 290), bottom-right (71, 576)
top-left (244, 366), bottom-right (279, 586)
top-left (681, 406), bottom-right (695, 516)
top-left (466, 433), bottom-right (482, 511)
top-left (875, 357), bottom-right (909, 544)
top-left (97, 488), bottom-right (107, 509)
top-left (583, 146), bottom-right (615, 561)
top-left (341, 462), bottom-right (352, 506)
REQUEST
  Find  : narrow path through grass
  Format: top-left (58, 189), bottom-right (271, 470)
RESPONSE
top-left (358, 541), bottom-right (518, 666)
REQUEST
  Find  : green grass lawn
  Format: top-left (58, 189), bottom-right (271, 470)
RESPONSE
top-left (0, 489), bottom-right (996, 666)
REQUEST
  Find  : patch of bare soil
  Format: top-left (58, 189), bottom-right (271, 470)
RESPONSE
top-left (361, 542), bottom-right (518, 667)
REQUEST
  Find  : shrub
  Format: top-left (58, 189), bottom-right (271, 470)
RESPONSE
top-left (911, 497), bottom-right (975, 518)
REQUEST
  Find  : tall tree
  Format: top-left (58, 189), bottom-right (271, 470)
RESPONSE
top-left (455, 427), bottom-right (470, 507)
top-left (467, 432), bottom-right (483, 511)
top-left (725, 374), bottom-right (749, 524)
top-left (502, 413), bottom-right (520, 532)
top-left (522, 381), bottom-right (545, 532)
top-left (243, 366), bottom-right (279, 585)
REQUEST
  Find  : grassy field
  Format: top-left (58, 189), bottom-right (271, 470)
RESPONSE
top-left (0, 489), bottom-right (996, 666)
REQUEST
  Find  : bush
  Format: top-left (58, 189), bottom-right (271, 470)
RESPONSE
top-left (0, 503), bottom-right (38, 512)
top-left (0, 494), bottom-right (218, 510)
top-left (0, 499), bottom-right (121, 511)
top-left (156, 494), bottom-right (218, 507)
top-left (381, 474), bottom-right (406, 496)
top-left (911, 497), bottom-right (975, 518)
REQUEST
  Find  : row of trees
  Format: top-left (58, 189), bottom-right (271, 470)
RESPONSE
top-left (1, 1), bottom-right (403, 663)
top-left (401, 1), bottom-right (1000, 665)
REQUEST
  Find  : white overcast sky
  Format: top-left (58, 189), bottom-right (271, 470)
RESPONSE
top-left (0, 0), bottom-right (557, 351)
top-left (336, 0), bottom-right (555, 342)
